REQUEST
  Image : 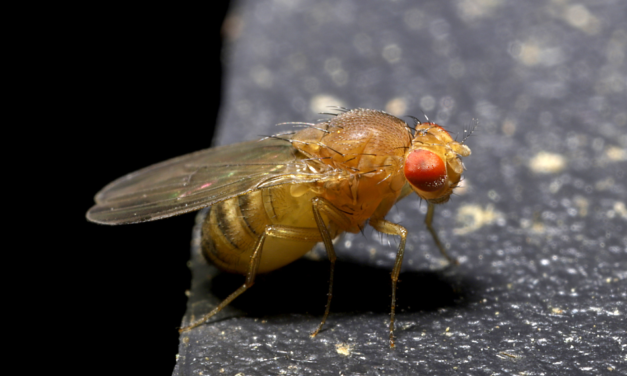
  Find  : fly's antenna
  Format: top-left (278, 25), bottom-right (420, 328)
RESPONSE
top-left (460, 119), bottom-right (478, 145)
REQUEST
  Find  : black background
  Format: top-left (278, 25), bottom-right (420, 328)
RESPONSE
top-left (77, 3), bottom-right (230, 374)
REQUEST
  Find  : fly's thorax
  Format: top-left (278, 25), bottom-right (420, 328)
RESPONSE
top-left (291, 108), bottom-right (412, 173)
top-left (403, 122), bottom-right (471, 204)
top-left (287, 109), bottom-right (414, 231)
top-left (311, 163), bottom-right (406, 233)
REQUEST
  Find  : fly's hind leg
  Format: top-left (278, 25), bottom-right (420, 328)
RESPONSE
top-left (179, 224), bottom-right (323, 333)
top-left (369, 218), bottom-right (407, 349)
top-left (425, 202), bottom-right (458, 265)
top-left (310, 197), bottom-right (352, 338)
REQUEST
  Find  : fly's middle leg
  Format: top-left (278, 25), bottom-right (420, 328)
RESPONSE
top-left (369, 218), bottom-right (407, 349)
top-left (309, 197), bottom-right (352, 338)
top-left (179, 224), bottom-right (323, 333)
top-left (425, 202), bottom-right (458, 265)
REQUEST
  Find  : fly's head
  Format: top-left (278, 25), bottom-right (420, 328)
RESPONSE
top-left (403, 122), bottom-right (472, 204)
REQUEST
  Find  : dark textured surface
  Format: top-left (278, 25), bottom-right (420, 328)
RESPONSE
top-left (174, 0), bottom-right (626, 375)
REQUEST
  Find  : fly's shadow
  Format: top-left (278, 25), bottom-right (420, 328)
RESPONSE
top-left (184, 257), bottom-right (483, 325)
top-left (182, 210), bottom-right (487, 328)
top-left (210, 258), bottom-right (472, 316)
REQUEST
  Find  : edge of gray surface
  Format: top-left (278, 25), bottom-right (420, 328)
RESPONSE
top-left (174, 0), bottom-right (626, 374)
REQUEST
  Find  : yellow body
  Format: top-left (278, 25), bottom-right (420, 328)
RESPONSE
top-left (203, 187), bottom-right (322, 274)
top-left (86, 108), bottom-right (472, 347)
top-left (201, 109), bottom-right (467, 275)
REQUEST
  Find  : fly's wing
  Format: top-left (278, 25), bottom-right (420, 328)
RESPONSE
top-left (87, 138), bottom-right (332, 225)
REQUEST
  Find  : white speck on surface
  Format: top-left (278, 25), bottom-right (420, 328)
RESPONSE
top-left (455, 0), bottom-right (504, 22)
top-left (612, 202), bottom-right (627, 219)
top-left (529, 151), bottom-right (567, 174)
top-left (502, 118), bottom-right (517, 136)
top-left (564, 4), bottom-right (600, 34)
top-left (509, 41), bottom-right (565, 67)
top-left (573, 196), bottom-right (589, 216)
top-left (309, 95), bottom-right (346, 113)
top-left (606, 201), bottom-right (627, 219)
top-left (335, 343), bottom-right (354, 356)
top-left (606, 146), bottom-right (626, 161)
top-left (455, 204), bottom-right (503, 235)
top-left (385, 97), bottom-right (408, 116)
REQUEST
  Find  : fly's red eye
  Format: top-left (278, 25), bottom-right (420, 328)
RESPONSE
top-left (404, 149), bottom-right (447, 192)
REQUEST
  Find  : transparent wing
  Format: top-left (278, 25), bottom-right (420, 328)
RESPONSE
top-left (87, 138), bottom-right (331, 225)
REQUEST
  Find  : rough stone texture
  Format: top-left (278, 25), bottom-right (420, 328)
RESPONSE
top-left (174, 0), bottom-right (626, 374)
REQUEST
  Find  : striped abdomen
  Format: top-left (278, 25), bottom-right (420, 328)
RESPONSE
top-left (201, 184), bottom-right (322, 275)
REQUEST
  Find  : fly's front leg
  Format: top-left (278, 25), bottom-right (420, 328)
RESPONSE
top-left (425, 202), bottom-right (457, 265)
top-left (310, 197), bottom-right (352, 338)
top-left (369, 218), bottom-right (407, 349)
top-left (179, 224), bottom-right (322, 333)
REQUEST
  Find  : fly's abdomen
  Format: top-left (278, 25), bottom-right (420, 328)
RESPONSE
top-left (202, 190), bottom-right (267, 274)
top-left (201, 185), bottom-right (321, 275)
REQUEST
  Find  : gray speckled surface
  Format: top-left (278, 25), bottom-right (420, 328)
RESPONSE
top-left (174, 0), bottom-right (626, 374)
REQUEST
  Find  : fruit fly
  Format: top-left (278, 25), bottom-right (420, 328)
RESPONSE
top-left (86, 108), bottom-right (472, 347)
